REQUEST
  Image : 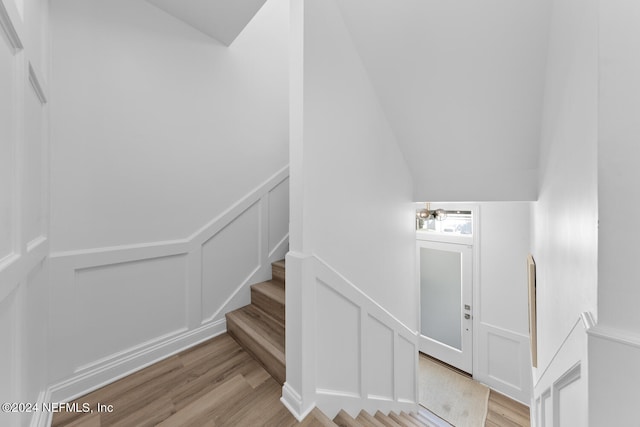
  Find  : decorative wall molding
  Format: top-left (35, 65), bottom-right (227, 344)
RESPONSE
top-left (531, 312), bottom-right (591, 427)
top-left (27, 62), bottom-right (47, 104)
top-left (587, 322), bottom-right (640, 350)
top-left (282, 254), bottom-right (418, 420)
top-left (47, 166), bottom-right (290, 409)
top-left (0, 0), bottom-right (24, 52)
top-left (475, 321), bottom-right (531, 405)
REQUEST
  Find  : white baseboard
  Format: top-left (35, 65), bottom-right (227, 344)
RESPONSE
top-left (47, 319), bottom-right (226, 409)
top-left (281, 382), bottom-right (315, 422)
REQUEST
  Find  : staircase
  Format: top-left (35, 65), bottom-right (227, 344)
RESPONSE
top-left (226, 260), bottom-right (438, 427)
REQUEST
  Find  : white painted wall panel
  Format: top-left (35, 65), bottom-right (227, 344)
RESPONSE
top-left (24, 80), bottom-right (44, 243)
top-left (201, 202), bottom-right (260, 321)
top-left (477, 323), bottom-right (531, 404)
top-left (396, 334), bottom-right (416, 403)
top-left (0, 36), bottom-right (14, 260)
top-left (22, 261), bottom-right (48, 403)
top-left (268, 177), bottom-right (289, 255)
top-left (542, 391), bottom-right (552, 427)
top-left (316, 280), bottom-right (360, 395)
top-left (0, 289), bottom-right (17, 427)
top-left (487, 332), bottom-right (521, 389)
top-left (557, 377), bottom-right (585, 427)
top-left (74, 255), bottom-right (188, 367)
top-left (365, 315), bottom-right (393, 400)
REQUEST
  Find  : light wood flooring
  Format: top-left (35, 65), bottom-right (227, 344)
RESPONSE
top-left (53, 333), bottom-right (529, 427)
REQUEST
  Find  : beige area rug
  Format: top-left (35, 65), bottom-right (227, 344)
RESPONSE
top-left (419, 355), bottom-right (490, 427)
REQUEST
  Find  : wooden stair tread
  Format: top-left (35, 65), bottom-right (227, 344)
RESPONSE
top-left (374, 411), bottom-right (403, 427)
top-left (299, 408), bottom-right (339, 427)
top-left (226, 305), bottom-right (284, 357)
top-left (226, 305), bottom-right (285, 384)
top-left (252, 280), bottom-right (285, 303)
top-left (357, 410), bottom-right (386, 427)
top-left (399, 411), bottom-right (423, 427)
top-left (271, 259), bottom-right (286, 284)
top-left (333, 410), bottom-right (361, 427)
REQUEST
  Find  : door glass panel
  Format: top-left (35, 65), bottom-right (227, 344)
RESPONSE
top-left (420, 247), bottom-right (462, 350)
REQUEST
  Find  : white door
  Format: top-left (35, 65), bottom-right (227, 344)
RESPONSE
top-left (418, 239), bottom-right (473, 373)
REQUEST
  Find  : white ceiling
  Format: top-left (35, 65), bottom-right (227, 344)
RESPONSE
top-left (146, 0), bottom-right (268, 46)
top-left (334, 0), bottom-right (551, 201)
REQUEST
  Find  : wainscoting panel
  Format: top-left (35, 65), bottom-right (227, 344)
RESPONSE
top-left (0, 3), bottom-right (50, 426)
top-left (201, 201), bottom-right (260, 322)
top-left (47, 166), bottom-right (289, 406)
top-left (396, 333), bottom-right (417, 403)
top-left (365, 314), bottom-right (394, 400)
top-left (74, 254), bottom-right (188, 369)
top-left (285, 255), bottom-right (418, 420)
top-left (268, 177), bottom-right (289, 256)
top-left (24, 62), bottom-right (46, 245)
top-left (316, 279), bottom-right (361, 396)
top-left (554, 365), bottom-right (584, 426)
top-left (476, 322), bottom-right (531, 404)
top-left (23, 260), bottom-right (48, 403)
top-left (0, 28), bottom-right (15, 262)
top-left (531, 313), bottom-right (591, 427)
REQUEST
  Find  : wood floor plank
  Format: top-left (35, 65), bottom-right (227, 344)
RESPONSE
top-left (157, 374), bottom-right (253, 427)
top-left (63, 413), bottom-right (101, 427)
top-left (110, 395), bottom-right (175, 427)
top-left (217, 378), bottom-right (284, 426)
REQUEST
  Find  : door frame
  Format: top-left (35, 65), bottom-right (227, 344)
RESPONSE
top-left (415, 203), bottom-right (480, 377)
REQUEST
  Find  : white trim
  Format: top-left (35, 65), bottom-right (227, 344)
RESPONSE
top-left (28, 62), bottom-right (47, 104)
top-left (534, 312), bottom-right (592, 388)
top-left (587, 323), bottom-right (640, 349)
top-left (29, 389), bottom-right (51, 427)
top-left (47, 166), bottom-right (290, 415)
top-left (48, 319), bottom-right (226, 404)
top-left (0, 0), bottom-right (23, 52)
top-left (281, 382), bottom-right (315, 422)
top-left (552, 363), bottom-right (581, 427)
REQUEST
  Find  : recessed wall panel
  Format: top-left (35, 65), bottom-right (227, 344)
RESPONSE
top-left (201, 202), bottom-right (260, 320)
top-left (24, 82), bottom-right (44, 243)
top-left (487, 331), bottom-right (521, 388)
top-left (396, 334), bottom-right (416, 402)
top-left (0, 38), bottom-right (14, 260)
top-left (268, 178), bottom-right (289, 254)
top-left (558, 377), bottom-right (585, 427)
top-left (23, 262), bottom-right (47, 402)
top-left (365, 314), bottom-right (393, 399)
top-left (75, 255), bottom-right (187, 367)
top-left (316, 280), bottom-right (360, 395)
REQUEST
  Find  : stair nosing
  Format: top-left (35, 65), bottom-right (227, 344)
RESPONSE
top-left (226, 306), bottom-right (284, 364)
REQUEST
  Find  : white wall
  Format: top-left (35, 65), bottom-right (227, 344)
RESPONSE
top-left (531, 0), bottom-right (598, 381)
top-left (50, 0), bottom-right (288, 252)
top-left (334, 0), bottom-right (550, 202)
top-left (46, 0), bottom-right (291, 406)
top-left (476, 202), bottom-right (532, 404)
top-left (589, 0), bottom-right (640, 424)
top-left (285, 0), bottom-right (417, 419)
top-left (0, 0), bottom-right (50, 425)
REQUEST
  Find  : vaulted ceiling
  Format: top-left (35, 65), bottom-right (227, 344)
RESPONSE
top-left (146, 0), bottom-right (268, 46)
top-left (335, 0), bottom-right (551, 201)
